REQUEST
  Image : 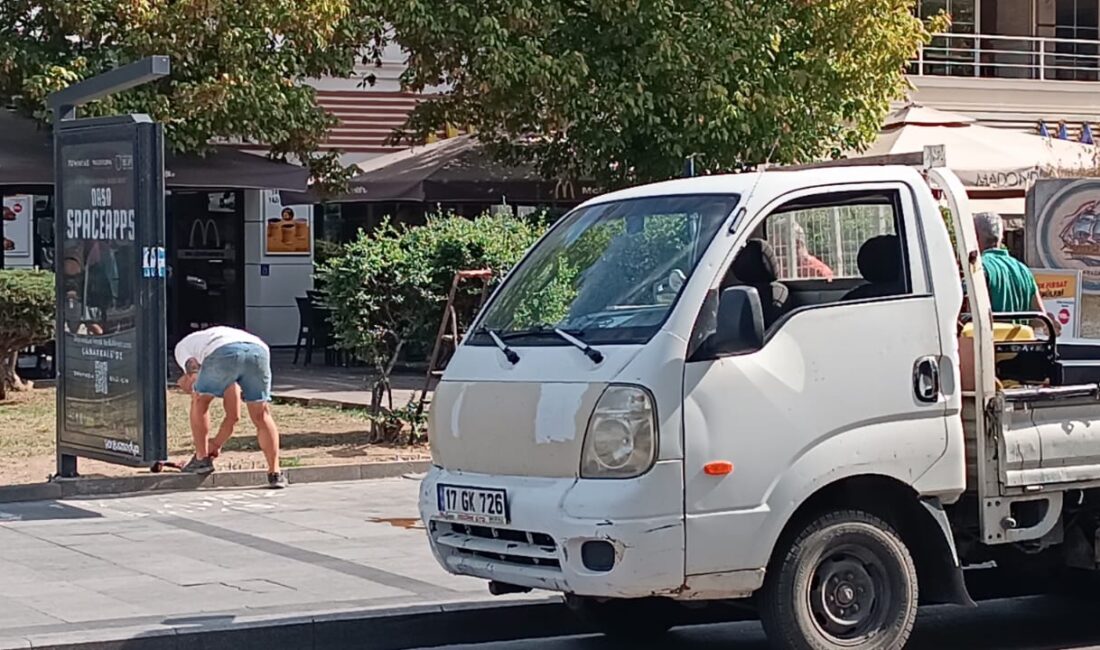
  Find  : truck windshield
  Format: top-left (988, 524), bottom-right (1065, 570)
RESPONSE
top-left (474, 194), bottom-right (739, 346)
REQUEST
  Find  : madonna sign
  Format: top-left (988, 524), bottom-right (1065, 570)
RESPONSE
top-left (54, 116), bottom-right (168, 470)
top-left (959, 167), bottom-right (1042, 191)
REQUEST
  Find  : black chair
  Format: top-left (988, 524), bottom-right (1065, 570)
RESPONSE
top-left (313, 306), bottom-right (340, 366)
top-left (294, 296), bottom-right (319, 365)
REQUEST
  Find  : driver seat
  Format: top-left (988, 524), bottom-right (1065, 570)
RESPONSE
top-left (729, 239), bottom-right (790, 327)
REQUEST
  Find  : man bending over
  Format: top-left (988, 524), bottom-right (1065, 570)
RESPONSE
top-left (174, 326), bottom-right (287, 489)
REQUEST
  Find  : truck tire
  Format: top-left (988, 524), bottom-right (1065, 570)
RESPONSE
top-left (564, 595), bottom-right (674, 640)
top-left (760, 510), bottom-right (918, 650)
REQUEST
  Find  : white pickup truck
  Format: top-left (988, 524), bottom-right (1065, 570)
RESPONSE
top-left (418, 165), bottom-right (1100, 650)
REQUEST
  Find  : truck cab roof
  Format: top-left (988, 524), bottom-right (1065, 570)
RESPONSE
top-left (578, 165), bottom-right (928, 209)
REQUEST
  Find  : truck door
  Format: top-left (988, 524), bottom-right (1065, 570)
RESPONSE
top-left (682, 185), bottom-right (951, 577)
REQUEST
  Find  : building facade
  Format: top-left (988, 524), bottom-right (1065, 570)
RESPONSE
top-left (910, 0), bottom-right (1100, 136)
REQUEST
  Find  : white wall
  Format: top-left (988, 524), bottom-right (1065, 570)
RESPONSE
top-left (243, 190), bottom-right (314, 347)
top-left (308, 42), bottom-right (408, 93)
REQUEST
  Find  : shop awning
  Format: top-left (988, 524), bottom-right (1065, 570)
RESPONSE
top-left (854, 104), bottom-right (1096, 193)
top-left (165, 148), bottom-right (309, 191)
top-left (0, 111), bottom-right (309, 192)
top-left (332, 135), bottom-right (598, 204)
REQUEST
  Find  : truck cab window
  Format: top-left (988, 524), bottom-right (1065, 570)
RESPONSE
top-left (708, 189), bottom-right (914, 354)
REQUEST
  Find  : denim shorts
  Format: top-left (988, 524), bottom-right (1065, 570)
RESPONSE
top-left (193, 342), bottom-right (272, 403)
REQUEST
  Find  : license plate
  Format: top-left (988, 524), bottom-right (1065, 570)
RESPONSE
top-left (437, 484), bottom-right (509, 525)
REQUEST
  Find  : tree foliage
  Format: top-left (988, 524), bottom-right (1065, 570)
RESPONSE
top-left (387, 0), bottom-right (937, 188)
top-left (0, 0), bottom-right (386, 189)
top-left (0, 270), bottom-right (55, 399)
top-left (317, 211), bottom-right (542, 382)
top-left (502, 215), bottom-right (692, 329)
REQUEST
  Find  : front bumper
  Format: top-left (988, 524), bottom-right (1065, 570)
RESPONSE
top-left (419, 461), bottom-right (685, 599)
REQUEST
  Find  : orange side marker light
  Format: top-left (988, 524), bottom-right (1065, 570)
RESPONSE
top-left (704, 461), bottom-right (734, 476)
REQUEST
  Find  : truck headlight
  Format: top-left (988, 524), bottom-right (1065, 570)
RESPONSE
top-left (580, 385), bottom-right (657, 479)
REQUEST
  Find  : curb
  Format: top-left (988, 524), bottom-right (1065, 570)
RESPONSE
top-left (0, 460), bottom-right (430, 504)
top-left (272, 394), bottom-right (373, 410)
top-left (0, 598), bottom-right (586, 650)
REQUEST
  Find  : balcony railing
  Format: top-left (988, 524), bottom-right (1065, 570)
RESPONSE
top-left (912, 32), bottom-right (1100, 82)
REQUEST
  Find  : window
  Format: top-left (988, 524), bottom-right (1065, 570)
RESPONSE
top-left (919, 0), bottom-right (976, 33)
top-left (1054, 0), bottom-right (1099, 81)
top-left (766, 203), bottom-right (897, 281)
top-left (717, 190), bottom-right (911, 335)
top-left (473, 194), bottom-right (739, 346)
top-left (916, 0), bottom-right (978, 77)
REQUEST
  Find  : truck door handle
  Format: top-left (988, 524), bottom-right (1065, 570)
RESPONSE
top-left (913, 356), bottom-right (940, 403)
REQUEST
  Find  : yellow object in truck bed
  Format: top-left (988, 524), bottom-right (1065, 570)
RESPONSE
top-left (959, 322), bottom-right (1037, 391)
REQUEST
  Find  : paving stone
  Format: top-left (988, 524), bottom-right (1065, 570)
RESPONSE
top-left (0, 478), bottom-right (509, 648)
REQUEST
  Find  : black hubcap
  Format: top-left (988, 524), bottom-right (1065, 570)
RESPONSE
top-left (808, 544), bottom-right (891, 643)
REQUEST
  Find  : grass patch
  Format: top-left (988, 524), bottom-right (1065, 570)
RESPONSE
top-left (0, 387), bottom-right (429, 485)
top-left (0, 388), bottom-right (391, 458)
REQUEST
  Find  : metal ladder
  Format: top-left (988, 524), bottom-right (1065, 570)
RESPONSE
top-left (417, 269), bottom-right (494, 417)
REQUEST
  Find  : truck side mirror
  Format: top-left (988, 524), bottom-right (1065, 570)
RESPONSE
top-left (707, 286), bottom-right (765, 356)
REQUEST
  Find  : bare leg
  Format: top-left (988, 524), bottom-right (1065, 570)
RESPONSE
top-left (190, 394), bottom-right (215, 459)
top-left (211, 384), bottom-right (241, 453)
top-left (246, 401), bottom-right (280, 474)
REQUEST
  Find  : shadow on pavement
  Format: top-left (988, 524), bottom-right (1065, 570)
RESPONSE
top-left (489, 596), bottom-right (1100, 650)
top-left (0, 500), bottom-right (102, 522)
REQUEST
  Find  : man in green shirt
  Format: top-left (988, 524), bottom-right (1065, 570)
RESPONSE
top-left (974, 211), bottom-right (1060, 334)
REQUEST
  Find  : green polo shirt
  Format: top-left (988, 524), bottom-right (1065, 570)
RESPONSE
top-left (981, 248), bottom-right (1038, 313)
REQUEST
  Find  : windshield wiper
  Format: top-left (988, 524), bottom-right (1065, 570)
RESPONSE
top-left (496, 325), bottom-right (604, 364)
top-left (480, 327), bottom-right (520, 365)
top-left (552, 328), bottom-right (604, 364)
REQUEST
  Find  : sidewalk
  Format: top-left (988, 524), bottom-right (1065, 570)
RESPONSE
top-left (269, 350), bottom-right (428, 408)
top-left (0, 478), bottom-right (534, 648)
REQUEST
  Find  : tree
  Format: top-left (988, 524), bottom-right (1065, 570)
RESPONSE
top-left (0, 0), bottom-right (386, 190)
top-left (385, 0), bottom-right (939, 188)
top-left (317, 212), bottom-right (541, 440)
top-left (0, 270), bottom-right (55, 400)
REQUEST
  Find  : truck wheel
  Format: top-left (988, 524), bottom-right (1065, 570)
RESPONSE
top-left (760, 510), bottom-right (918, 650)
top-left (565, 595), bottom-right (674, 640)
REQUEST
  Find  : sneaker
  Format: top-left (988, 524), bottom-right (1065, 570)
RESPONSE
top-left (267, 472), bottom-right (289, 489)
top-left (181, 455), bottom-right (215, 475)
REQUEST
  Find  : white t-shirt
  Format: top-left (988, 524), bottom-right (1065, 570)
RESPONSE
top-left (174, 326), bottom-right (268, 371)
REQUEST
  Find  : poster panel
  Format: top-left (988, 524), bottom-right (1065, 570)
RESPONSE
top-left (2, 195), bottom-right (32, 257)
top-left (1033, 268), bottom-right (1082, 338)
top-left (262, 190), bottom-right (311, 256)
top-left (55, 118), bottom-right (167, 467)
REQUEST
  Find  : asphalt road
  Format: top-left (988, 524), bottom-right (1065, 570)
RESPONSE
top-left (422, 596), bottom-right (1100, 650)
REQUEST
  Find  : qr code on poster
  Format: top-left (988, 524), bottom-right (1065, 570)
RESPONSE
top-left (94, 361), bottom-right (108, 395)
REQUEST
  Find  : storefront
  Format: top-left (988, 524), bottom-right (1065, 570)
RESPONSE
top-left (0, 111), bottom-right (312, 350)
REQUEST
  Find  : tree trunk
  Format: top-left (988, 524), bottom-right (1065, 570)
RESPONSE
top-left (0, 349), bottom-right (31, 400)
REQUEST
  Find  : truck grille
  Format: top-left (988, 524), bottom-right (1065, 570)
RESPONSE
top-left (430, 521), bottom-right (561, 570)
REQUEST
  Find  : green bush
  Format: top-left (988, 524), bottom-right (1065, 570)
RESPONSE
top-left (0, 269), bottom-right (55, 398)
top-left (317, 212), bottom-right (544, 379)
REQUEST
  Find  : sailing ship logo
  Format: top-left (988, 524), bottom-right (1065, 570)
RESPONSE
top-left (1057, 200), bottom-right (1100, 262)
top-left (1035, 180), bottom-right (1100, 293)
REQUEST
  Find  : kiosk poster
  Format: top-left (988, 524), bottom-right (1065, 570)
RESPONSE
top-left (1033, 269), bottom-right (1082, 338)
top-left (263, 190), bottom-right (311, 256)
top-left (56, 120), bottom-right (167, 466)
top-left (2, 195), bottom-right (32, 257)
